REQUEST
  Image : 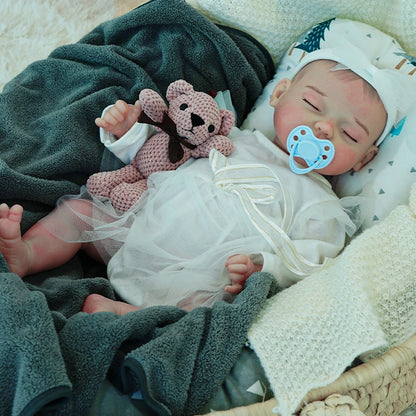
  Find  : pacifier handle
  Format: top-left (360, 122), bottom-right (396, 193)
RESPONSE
top-left (289, 152), bottom-right (322, 174)
top-left (287, 126), bottom-right (335, 174)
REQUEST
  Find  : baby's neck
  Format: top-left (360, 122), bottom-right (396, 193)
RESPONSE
top-left (273, 137), bottom-right (289, 155)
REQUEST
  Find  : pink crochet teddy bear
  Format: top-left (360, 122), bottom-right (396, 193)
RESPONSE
top-left (87, 79), bottom-right (235, 212)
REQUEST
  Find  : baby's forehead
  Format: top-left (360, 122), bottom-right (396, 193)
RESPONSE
top-left (293, 59), bottom-right (341, 79)
top-left (294, 60), bottom-right (380, 98)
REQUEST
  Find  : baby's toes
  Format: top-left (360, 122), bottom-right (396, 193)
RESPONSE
top-left (0, 203), bottom-right (9, 218)
top-left (8, 205), bottom-right (23, 223)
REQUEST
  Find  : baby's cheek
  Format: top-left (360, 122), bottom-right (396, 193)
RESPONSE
top-left (273, 106), bottom-right (300, 139)
top-left (332, 148), bottom-right (359, 173)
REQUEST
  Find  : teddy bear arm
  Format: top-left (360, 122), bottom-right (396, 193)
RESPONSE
top-left (191, 136), bottom-right (234, 158)
top-left (139, 89), bottom-right (168, 124)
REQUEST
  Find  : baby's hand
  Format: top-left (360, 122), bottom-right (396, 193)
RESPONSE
top-left (225, 254), bottom-right (262, 294)
top-left (95, 99), bottom-right (142, 139)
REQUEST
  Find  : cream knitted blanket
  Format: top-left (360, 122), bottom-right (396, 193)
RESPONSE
top-left (187, 0), bottom-right (416, 64)
top-left (248, 182), bottom-right (416, 416)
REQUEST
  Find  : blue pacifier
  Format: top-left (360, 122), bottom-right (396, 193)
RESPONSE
top-left (287, 125), bottom-right (335, 174)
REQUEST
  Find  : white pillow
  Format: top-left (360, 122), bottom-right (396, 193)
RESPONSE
top-left (241, 18), bottom-right (416, 230)
top-left (333, 107), bottom-right (416, 230)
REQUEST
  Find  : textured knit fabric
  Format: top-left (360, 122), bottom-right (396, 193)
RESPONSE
top-left (248, 181), bottom-right (416, 416)
top-left (187, 0), bottom-right (416, 65)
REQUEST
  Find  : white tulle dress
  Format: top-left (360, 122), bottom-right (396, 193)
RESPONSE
top-left (43, 127), bottom-right (358, 310)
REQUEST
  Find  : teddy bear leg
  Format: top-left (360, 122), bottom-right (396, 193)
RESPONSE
top-left (86, 165), bottom-right (143, 198)
top-left (109, 180), bottom-right (148, 212)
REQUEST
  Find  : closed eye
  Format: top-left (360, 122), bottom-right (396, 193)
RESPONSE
top-left (303, 98), bottom-right (320, 111)
top-left (343, 131), bottom-right (357, 143)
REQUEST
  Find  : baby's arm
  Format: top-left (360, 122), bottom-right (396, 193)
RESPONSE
top-left (225, 254), bottom-right (262, 294)
top-left (95, 99), bottom-right (142, 139)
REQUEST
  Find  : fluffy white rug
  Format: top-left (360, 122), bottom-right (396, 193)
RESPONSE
top-left (0, 0), bottom-right (117, 91)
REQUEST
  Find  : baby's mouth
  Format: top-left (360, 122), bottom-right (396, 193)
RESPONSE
top-left (286, 125), bottom-right (334, 174)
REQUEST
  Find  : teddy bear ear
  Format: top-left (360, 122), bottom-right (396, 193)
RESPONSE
top-left (218, 109), bottom-right (235, 136)
top-left (166, 79), bottom-right (195, 102)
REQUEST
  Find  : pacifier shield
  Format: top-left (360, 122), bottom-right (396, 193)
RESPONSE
top-left (287, 125), bottom-right (335, 174)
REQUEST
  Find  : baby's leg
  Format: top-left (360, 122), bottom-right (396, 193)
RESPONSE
top-left (83, 294), bottom-right (140, 315)
top-left (0, 202), bottom-right (96, 277)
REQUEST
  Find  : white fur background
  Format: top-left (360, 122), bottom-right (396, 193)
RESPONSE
top-left (0, 0), bottom-right (117, 91)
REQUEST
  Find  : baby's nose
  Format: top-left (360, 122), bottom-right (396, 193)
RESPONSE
top-left (314, 121), bottom-right (334, 140)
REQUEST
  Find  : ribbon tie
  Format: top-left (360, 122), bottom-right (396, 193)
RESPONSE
top-left (210, 149), bottom-right (322, 276)
top-left (138, 111), bottom-right (197, 163)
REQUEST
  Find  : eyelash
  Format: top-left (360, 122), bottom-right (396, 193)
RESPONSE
top-left (343, 131), bottom-right (358, 143)
top-left (303, 98), bottom-right (319, 111)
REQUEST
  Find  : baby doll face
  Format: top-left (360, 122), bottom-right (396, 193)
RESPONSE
top-left (270, 60), bottom-right (387, 175)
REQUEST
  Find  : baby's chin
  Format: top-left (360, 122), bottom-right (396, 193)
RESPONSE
top-left (314, 165), bottom-right (351, 176)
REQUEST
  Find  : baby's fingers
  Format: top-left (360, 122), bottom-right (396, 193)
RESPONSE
top-left (95, 117), bottom-right (110, 130)
top-left (226, 262), bottom-right (249, 275)
top-left (112, 100), bottom-right (131, 119)
top-left (225, 281), bottom-right (244, 294)
top-left (226, 254), bottom-right (250, 266)
top-left (132, 100), bottom-right (142, 112)
top-left (103, 108), bottom-right (125, 125)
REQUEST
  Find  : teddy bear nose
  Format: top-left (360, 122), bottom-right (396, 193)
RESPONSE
top-left (191, 113), bottom-right (205, 127)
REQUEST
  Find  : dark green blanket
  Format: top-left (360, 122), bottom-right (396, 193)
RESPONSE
top-left (0, 0), bottom-right (275, 415)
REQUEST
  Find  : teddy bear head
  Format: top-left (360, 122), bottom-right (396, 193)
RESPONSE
top-left (139, 79), bottom-right (235, 147)
top-left (165, 79), bottom-right (235, 146)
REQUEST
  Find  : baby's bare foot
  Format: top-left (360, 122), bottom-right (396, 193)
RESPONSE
top-left (82, 293), bottom-right (141, 316)
top-left (0, 203), bottom-right (30, 276)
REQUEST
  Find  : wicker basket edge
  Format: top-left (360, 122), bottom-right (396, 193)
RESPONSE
top-left (203, 332), bottom-right (416, 416)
